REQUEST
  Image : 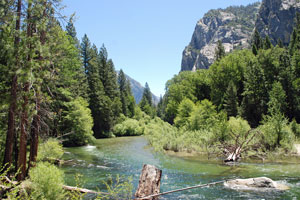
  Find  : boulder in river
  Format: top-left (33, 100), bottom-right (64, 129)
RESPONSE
top-left (224, 177), bottom-right (289, 191)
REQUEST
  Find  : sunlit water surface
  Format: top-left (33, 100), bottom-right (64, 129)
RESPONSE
top-left (61, 136), bottom-right (300, 199)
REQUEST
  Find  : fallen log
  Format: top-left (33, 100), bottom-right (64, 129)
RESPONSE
top-left (62, 185), bottom-right (109, 195)
top-left (224, 146), bottom-right (241, 162)
top-left (135, 164), bottom-right (162, 200)
top-left (0, 175), bottom-right (109, 197)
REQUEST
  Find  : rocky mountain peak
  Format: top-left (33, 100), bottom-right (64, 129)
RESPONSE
top-left (256, 0), bottom-right (300, 45)
top-left (181, 3), bottom-right (260, 71)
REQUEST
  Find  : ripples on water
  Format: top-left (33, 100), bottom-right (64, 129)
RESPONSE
top-left (61, 136), bottom-right (300, 199)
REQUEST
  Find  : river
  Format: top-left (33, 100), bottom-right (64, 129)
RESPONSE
top-left (61, 136), bottom-right (300, 199)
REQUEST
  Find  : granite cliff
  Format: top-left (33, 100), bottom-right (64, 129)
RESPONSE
top-left (181, 3), bottom-right (260, 71)
top-left (256, 0), bottom-right (300, 45)
top-left (181, 0), bottom-right (300, 71)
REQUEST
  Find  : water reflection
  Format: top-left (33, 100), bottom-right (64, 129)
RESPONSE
top-left (61, 136), bottom-right (300, 199)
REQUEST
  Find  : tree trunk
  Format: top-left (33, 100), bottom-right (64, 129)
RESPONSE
top-left (28, 104), bottom-right (40, 169)
top-left (224, 146), bottom-right (241, 163)
top-left (17, 1), bottom-right (32, 180)
top-left (2, 0), bottom-right (22, 172)
top-left (28, 0), bottom-right (47, 170)
top-left (17, 83), bottom-right (29, 181)
top-left (135, 164), bottom-right (162, 200)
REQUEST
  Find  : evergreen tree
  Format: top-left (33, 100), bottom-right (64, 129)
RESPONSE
top-left (139, 82), bottom-right (153, 116)
top-left (117, 69), bottom-right (136, 117)
top-left (289, 13), bottom-right (300, 56)
top-left (264, 36), bottom-right (272, 49)
top-left (224, 81), bottom-right (238, 117)
top-left (242, 60), bottom-right (267, 126)
top-left (126, 79), bottom-right (136, 117)
top-left (215, 40), bottom-right (225, 61)
top-left (66, 15), bottom-right (77, 40)
top-left (268, 82), bottom-right (287, 116)
top-left (118, 69), bottom-right (128, 116)
top-left (252, 28), bottom-right (262, 51)
top-left (266, 82), bottom-right (288, 147)
top-left (81, 34), bottom-right (91, 73)
top-left (277, 38), bottom-right (284, 48)
top-left (141, 82), bottom-right (153, 106)
top-left (252, 44), bottom-right (258, 55)
top-left (86, 44), bottom-right (110, 137)
top-left (156, 96), bottom-right (165, 119)
top-left (98, 45), bottom-right (121, 128)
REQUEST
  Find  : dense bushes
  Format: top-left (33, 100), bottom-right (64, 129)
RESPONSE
top-left (62, 98), bottom-right (95, 146)
top-left (29, 162), bottom-right (65, 200)
top-left (37, 138), bottom-right (64, 162)
top-left (113, 118), bottom-right (143, 136)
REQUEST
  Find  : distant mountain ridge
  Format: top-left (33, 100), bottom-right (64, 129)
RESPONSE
top-left (181, 0), bottom-right (300, 71)
top-left (117, 71), bottom-right (159, 105)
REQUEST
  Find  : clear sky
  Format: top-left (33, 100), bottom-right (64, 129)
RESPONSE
top-left (62, 0), bottom-right (260, 97)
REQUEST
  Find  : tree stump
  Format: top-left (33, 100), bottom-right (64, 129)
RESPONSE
top-left (135, 164), bottom-right (162, 200)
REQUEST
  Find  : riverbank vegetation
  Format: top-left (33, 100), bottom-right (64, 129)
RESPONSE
top-left (0, 0), bottom-right (143, 198)
top-left (149, 24), bottom-right (300, 158)
top-left (1, 0), bottom-right (300, 198)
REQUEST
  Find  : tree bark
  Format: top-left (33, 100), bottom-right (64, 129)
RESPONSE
top-left (17, 0), bottom-right (32, 181)
top-left (28, 0), bottom-right (47, 171)
top-left (28, 103), bottom-right (40, 169)
top-left (17, 83), bottom-right (29, 181)
top-left (135, 164), bottom-right (162, 200)
top-left (2, 0), bottom-right (22, 172)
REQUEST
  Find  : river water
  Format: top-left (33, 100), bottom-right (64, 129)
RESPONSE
top-left (61, 136), bottom-right (300, 199)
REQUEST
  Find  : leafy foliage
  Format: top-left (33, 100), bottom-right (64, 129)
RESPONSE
top-left (37, 138), bottom-right (64, 162)
top-left (96, 175), bottom-right (133, 200)
top-left (29, 162), bottom-right (65, 200)
top-left (62, 98), bottom-right (95, 146)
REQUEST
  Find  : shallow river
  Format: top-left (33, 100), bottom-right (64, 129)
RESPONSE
top-left (61, 136), bottom-right (300, 199)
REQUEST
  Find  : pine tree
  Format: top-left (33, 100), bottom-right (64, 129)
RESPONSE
top-left (264, 36), bottom-right (272, 49)
top-left (2, 0), bottom-right (22, 172)
top-left (224, 81), bottom-right (238, 117)
top-left (66, 15), bottom-right (77, 39)
top-left (81, 34), bottom-right (91, 73)
top-left (215, 40), bottom-right (225, 61)
top-left (86, 44), bottom-right (109, 137)
top-left (98, 46), bottom-right (121, 127)
top-left (277, 38), bottom-right (284, 48)
top-left (139, 82), bottom-right (154, 116)
top-left (118, 70), bottom-right (136, 117)
top-left (252, 28), bottom-right (262, 51)
top-left (118, 69), bottom-right (129, 116)
top-left (289, 13), bottom-right (300, 56)
top-left (268, 82), bottom-right (287, 116)
top-left (142, 82), bottom-right (152, 106)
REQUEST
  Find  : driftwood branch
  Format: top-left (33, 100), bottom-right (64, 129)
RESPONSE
top-left (62, 185), bottom-right (109, 195)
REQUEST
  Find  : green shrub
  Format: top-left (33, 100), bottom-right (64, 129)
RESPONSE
top-left (113, 118), bottom-right (142, 136)
top-left (259, 114), bottom-right (295, 151)
top-left (174, 98), bottom-right (195, 128)
top-left (97, 175), bottom-right (133, 200)
top-left (29, 162), bottom-right (65, 200)
top-left (37, 138), bottom-right (64, 162)
top-left (290, 119), bottom-right (300, 138)
top-left (62, 98), bottom-right (95, 146)
top-left (227, 116), bottom-right (251, 144)
top-left (188, 99), bottom-right (218, 131)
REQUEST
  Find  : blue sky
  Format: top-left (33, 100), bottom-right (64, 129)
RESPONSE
top-left (62, 0), bottom-right (260, 97)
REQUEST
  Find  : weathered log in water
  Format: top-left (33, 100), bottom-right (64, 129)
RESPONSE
top-left (135, 164), bottom-right (162, 200)
top-left (224, 146), bottom-right (241, 163)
